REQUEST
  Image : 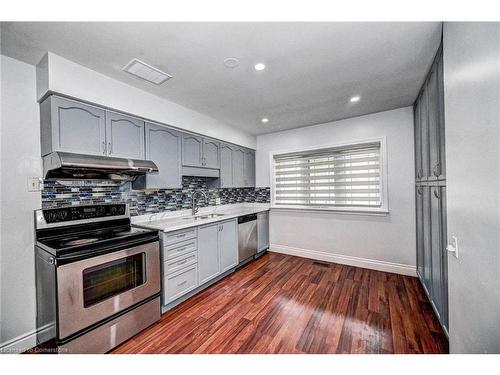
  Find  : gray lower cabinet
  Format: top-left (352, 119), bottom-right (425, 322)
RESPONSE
top-left (198, 219), bottom-right (238, 284)
top-left (142, 123), bottom-right (182, 189)
top-left (40, 95), bottom-right (107, 156)
top-left (220, 143), bottom-right (234, 187)
top-left (197, 223), bottom-right (220, 285)
top-left (219, 220), bottom-right (238, 273)
top-left (257, 211), bottom-right (269, 252)
top-left (105, 111), bottom-right (145, 159)
top-left (415, 186), bottom-right (424, 278)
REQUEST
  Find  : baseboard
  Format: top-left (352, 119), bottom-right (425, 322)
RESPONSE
top-left (270, 244), bottom-right (416, 276)
top-left (0, 323), bottom-right (53, 354)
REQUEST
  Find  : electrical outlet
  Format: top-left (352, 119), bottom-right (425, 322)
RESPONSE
top-left (27, 177), bottom-right (42, 192)
top-left (215, 197), bottom-right (221, 205)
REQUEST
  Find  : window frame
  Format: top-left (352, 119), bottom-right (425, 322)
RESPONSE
top-left (269, 137), bottom-right (389, 214)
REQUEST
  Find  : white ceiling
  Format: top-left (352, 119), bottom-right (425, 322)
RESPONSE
top-left (1, 22), bottom-right (441, 135)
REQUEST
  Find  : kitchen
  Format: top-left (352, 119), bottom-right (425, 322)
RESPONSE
top-left (1, 3), bottom-right (499, 368)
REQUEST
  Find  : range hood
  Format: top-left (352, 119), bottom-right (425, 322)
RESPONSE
top-left (43, 151), bottom-right (159, 180)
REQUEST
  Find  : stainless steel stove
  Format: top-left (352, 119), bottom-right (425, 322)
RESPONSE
top-left (35, 203), bottom-right (160, 354)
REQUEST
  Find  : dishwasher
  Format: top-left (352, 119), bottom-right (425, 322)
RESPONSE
top-left (238, 214), bottom-right (257, 264)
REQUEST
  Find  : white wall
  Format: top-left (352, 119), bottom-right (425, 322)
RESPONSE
top-left (37, 53), bottom-right (256, 149)
top-left (0, 55), bottom-right (42, 351)
top-left (443, 23), bottom-right (500, 354)
top-left (257, 107), bottom-right (416, 274)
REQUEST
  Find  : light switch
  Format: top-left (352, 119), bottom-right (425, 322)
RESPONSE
top-left (446, 236), bottom-right (459, 259)
top-left (27, 177), bottom-right (42, 192)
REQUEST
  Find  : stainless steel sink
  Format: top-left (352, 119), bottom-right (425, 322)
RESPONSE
top-left (183, 213), bottom-right (225, 220)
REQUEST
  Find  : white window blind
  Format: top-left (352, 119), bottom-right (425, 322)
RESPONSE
top-left (273, 141), bottom-right (383, 209)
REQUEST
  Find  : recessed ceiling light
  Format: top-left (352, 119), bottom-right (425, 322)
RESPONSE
top-left (350, 96), bottom-right (360, 103)
top-left (223, 57), bottom-right (240, 69)
top-left (261, 118), bottom-right (269, 123)
top-left (254, 63), bottom-right (266, 71)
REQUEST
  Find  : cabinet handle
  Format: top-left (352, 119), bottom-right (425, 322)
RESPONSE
top-left (108, 142), bottom-right (112, 155)
top-left (177, 280), bottom-right (187, 286)
top-left (102, 141), bottom-right (106, 155)
top-left (177, 259), bottom-right (188, 265)
top-left (176, 233), bottom-right (186, 238)
top-left (417, 170), bottom-right (423, 179)
top-left (433, 188), bottom-right (440, 199)
top-left (433, 163), bottom-right (440, 177)
top-left (417, 187), bottom-right (423, 195)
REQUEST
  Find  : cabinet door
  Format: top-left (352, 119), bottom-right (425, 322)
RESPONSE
top-left (219, 220), bottom-right (238, 273)
top-left (422, 186), bottom-right (433, 295)
top-left (415, 186), bottom-right (425, 279)
top-left (430, 185), bottom-right (448, 324)
top-left (105, 111), bottom-right (145, 159)
top-left (436, 52), bottom-right (446, 180)
top-left (49, 96), bottom-right (106, 156)
top-left (144, 123), bottom-right (182, 189)
top-left (440, 186), bottom-right (448, 331)
top-left (220, 143), bottom-right (234, 187)
top-left (202, 138), bottom-right (220, 169)
top-left (420, 85), bottom-right (430, 180)
top-left (232, 148), bottom-right (245, 187)
top-left (182, 134), bottom-right (203, 167)
top-left (244, 150), bottom-right (256, 187)
top-left (198, 223), bottom-right (220, 285)
top-left (427, 63), bottom-right (441, 181)
top-left (257, 211), bottom-right (269, 252)
top-left (414, 100), bottom-right (423, 181)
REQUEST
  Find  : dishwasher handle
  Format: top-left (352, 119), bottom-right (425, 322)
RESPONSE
top-left (238, 214), bottom-right (257, 224)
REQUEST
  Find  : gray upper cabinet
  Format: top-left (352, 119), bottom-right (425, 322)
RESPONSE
top-left (219, 220), bottom-right (238, 273)
top-left (197, 223), bottom-right (220, 285)
top-left (232, 148), bottom-right (245, 187)
top-left (202, 138), bottom-right (220, 169)
top-left (414, 100), bottom-right (422, 182)
top-left (220, 143), bottom-right (234, 188)
top-left (40, 96), bottom-right (106, 156)
top-left (105, 111), bottom-right (145, 159)
top-left (182, 134), bottom-right (203, 167)
top-left (143, 123), bottom-right (182, 189)
top-left (436, 52), bottom-right (446, 181)
top-left (420, 87), bottom-right (430, 181)
top-left (244, 149), bottom-right (256, 187)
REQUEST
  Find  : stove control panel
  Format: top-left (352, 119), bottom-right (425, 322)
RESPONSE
top-left (43, 204), bottom-right (127, 223)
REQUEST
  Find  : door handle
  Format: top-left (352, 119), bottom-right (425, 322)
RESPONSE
top-left (433, 188), bottom-right (440, 199)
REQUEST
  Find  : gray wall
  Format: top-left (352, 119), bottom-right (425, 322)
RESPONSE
top-left (0, 55), bottom-right (42, 351)
top-left (256, 107), bottom-right (416, 275)
top-left (443, 22), bottom-right (500, 353)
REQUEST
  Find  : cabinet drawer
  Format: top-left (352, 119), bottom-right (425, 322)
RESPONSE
top-left (164, 228), bottom-right (197, 246)
top-left (164, 265), bottom-right (198, 303)
top-left (164, 238), bottom-right (197, 260)
top-left (164, 251), bottom-right (197, 275)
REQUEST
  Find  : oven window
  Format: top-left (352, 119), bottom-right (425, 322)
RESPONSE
top-left (82, 253), bottom-right (145, 307)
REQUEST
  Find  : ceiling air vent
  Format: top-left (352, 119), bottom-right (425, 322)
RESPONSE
top-left (122, 58), bottom-right (172, 85)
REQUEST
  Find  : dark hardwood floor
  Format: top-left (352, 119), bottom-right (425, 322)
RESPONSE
top-left (112, 252), bottom-right (448, 354)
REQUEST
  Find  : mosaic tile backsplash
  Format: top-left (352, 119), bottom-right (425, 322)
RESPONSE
top-left (42, 177), bottom-right (270, 216)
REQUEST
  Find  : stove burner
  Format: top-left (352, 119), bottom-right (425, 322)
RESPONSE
top-left (63, 238), bottom-right (100, 246)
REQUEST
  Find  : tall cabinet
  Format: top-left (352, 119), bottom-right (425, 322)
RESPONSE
top-left (414, 45), bottom-right (448, 335)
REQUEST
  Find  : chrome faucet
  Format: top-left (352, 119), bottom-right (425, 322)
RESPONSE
top-left (191, 190), bottom-right (208, 216)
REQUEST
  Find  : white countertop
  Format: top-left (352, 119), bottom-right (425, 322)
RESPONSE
top-left (131, 203), bottom-right (270, 232)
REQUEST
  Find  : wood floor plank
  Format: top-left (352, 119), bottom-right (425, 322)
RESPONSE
top-left (112, 252), bottom-right (448, 354)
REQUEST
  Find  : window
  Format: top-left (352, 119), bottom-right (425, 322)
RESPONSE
top-left (271, 138), bottom-right (388, 213)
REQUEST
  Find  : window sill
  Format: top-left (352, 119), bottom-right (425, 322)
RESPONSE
top-left (270, 205), bottom-right (389, 216)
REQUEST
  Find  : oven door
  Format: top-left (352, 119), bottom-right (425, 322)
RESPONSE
top-left (56, 240), bottom-right (160, 339)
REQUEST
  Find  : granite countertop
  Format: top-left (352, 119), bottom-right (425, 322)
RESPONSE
top-left (131, 203), bottom-right (270, 233)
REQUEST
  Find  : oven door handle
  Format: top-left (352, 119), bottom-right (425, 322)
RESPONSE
top-left (56, 235), bottom-right (159, 264)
